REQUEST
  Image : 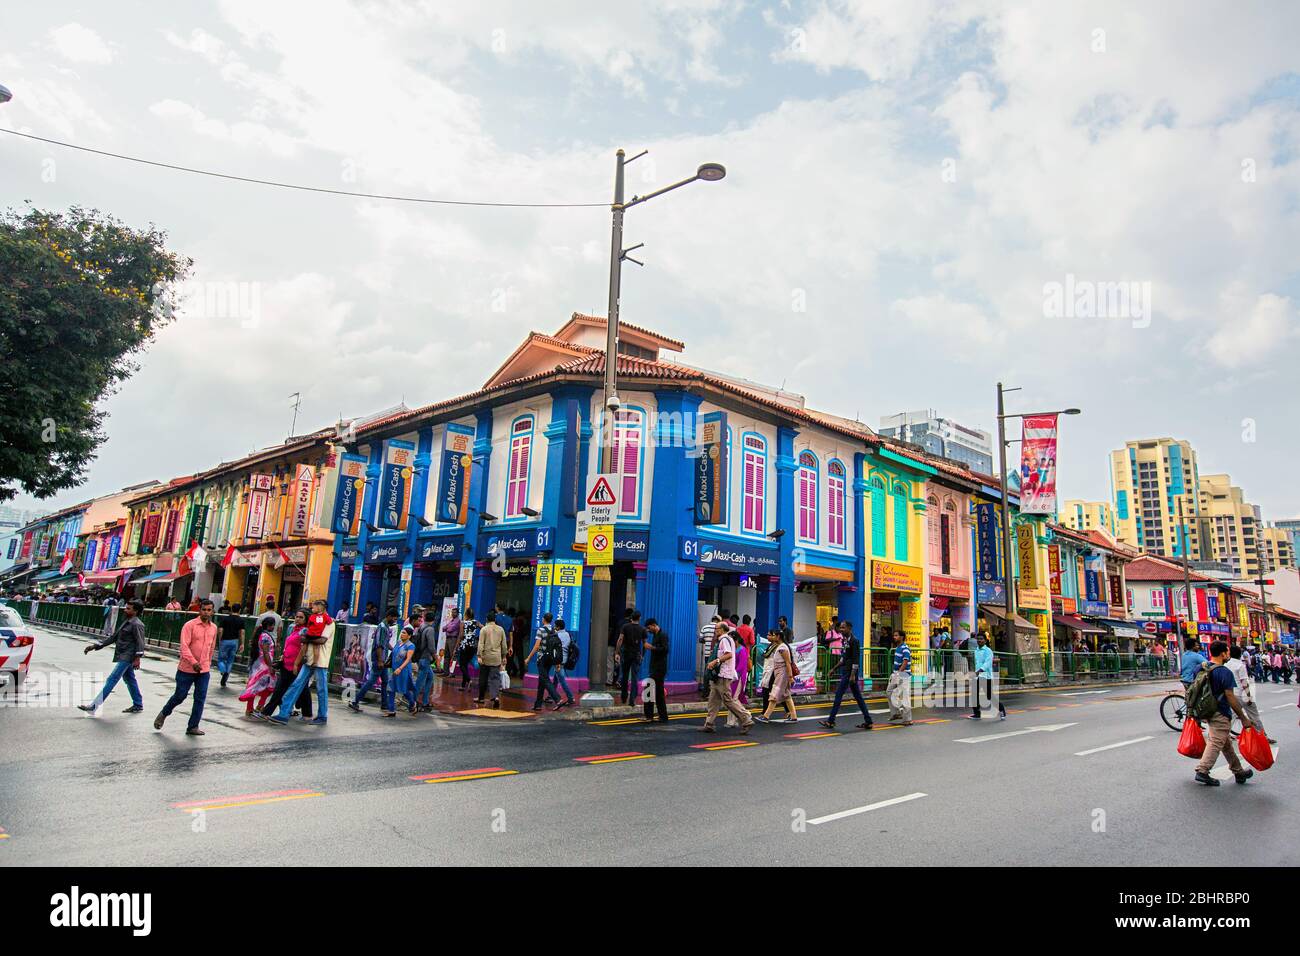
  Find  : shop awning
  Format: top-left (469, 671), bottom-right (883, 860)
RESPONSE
top-left (40, 574), bottom-right (79, 588)
top-left (83, 568), bottom-right (135, 587)
top-left (157, 568), bottom-right (193, 584)
top-left (980, 604), bottom-right (1039, 633)
top-left (1094, 618), bottom-right (1140, 639)
top-left (129, 571), bottom-right (171, 585)
top-left (0, 565), bottom-right (35, 584)
top-left (33, 569), bottom-right (65, 582)
top-left (1053, 613), bottom-right (1106, 634)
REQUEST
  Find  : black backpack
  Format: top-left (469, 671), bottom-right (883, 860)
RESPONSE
top-left (564, 636), bottom-right (581, 670)
top-left (544, 629), bottom-right (563, 664)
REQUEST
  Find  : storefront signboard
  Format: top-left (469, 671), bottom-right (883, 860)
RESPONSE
top-left (1047, 545), bottom-right (1062, 596)
top-left (1016, 524), bottom-right (1038, 589)
top-left (695, 411), bottom-right (728, 526)
top-left (1080, 598), bottom-right (1109, 616)
top-left (435, 423), bottom-right (475, 525)
top-left (697, 539), bottom-right (780, 575)
top-left (532, 562), bottom-right (553, 631)
top-left (331, 454), bottom-right (368, 536)
top-left (900, 596), bottom-right (925, 661)
top-left (290, 464), bottom-right (314, 537)
top-left (417, 536), bottom-right (460, 562)
top-left (480, 526), bottom-right (555, 560)
top-left (378, 439), bottom-right (416, 531)
top-left (550, 560), bottom-right (583, 635)
top-left (246, 474), bottom-right (273, 540)
top-left (976, 503), bottom-right (1000, 581)
top-left (364, 539), bottom-right (409, 565)
top-left (1018, 586), bottom-right (1050, 611)
top-left (976, 580), bottom-right (1006, 604)
top-left (871, 560), bottom-right (923, 594)
top-left (929, 574), bottom-right (971, 600)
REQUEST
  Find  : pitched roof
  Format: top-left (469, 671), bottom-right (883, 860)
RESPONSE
top-left (558, 313), bottom-right (685, 351)
top-left (1124, 555), bottom-right (1218, 583)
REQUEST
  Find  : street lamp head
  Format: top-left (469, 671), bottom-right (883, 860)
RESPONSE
top-left (1063, 408), bottom-right (1081, 415)
top-left (0, 84), bottom-right (12, 105)
top-left (696, 162), bottom-right (726, 182)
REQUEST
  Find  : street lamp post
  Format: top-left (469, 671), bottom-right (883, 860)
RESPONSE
top-left (995, 383), bottom-right (1080, 658)
top-left (583, 149), bottom-right (726, 705)
top-left (0, 83), bottom-right (13, 105)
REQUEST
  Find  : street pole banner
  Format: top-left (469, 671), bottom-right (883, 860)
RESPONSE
top-left (550, 560), bottom-right (583, 633)
top-left (695, 411), bottom-right (728, 525)
top-left (532, 561), bottom-right (553, 631)
top-left (245, 474), bottom-right (274, 540)
top-left (1019, 414), bottom-right (1059, 514)
top-left (289, 464), bottom-right (314, 537)
top-left (435, 423), bottom-right (475, 525)
top-left (378, 439), bottom-right (416, 530)
top-left (331, 453), bottom-right (367, 536)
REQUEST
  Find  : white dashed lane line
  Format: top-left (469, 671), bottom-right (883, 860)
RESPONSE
top-left (807, 792), bottom-right (928, 826)
top-left (1073, 736), bottom-right (1154, 756)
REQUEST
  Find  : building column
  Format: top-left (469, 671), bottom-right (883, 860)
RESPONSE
top-left (462, 411), bottom-right (494, 619)
top-left (352, 444), bottom-right (384, 617)
top-left (841, 451), bottom-right (870, 644)
top-left (399, 426), bottom-right (434, 617)
top-left (540, 387), bottom-right (592, 682)
top-left (645, 391), bottom-right (703, 687)
top-left (774, 426), bottom-right (798, 627)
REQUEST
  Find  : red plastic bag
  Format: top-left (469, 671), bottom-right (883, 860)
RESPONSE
top-left (1238, 727), bottom-right (1274, 771)
top-left (1178, 719), bottom-right (1205, 759)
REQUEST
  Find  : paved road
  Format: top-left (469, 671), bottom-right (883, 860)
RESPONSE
top-left (2, 626), bottom-right (1296, 865)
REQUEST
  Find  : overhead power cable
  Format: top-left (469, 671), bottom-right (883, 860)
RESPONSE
top-left (0, 128), bottom-right (607, 208)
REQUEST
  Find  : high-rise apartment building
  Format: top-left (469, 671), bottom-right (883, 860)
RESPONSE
top-left (1110, 438), bottom-right (1202, 559)
top-left (1198, 473), bottom-right (1262, 578)
top-left (1061, 499), bottom-right (1116, 536)
top-left (878, 410), bottom-right (994, 475)
top-left (1259, 525), bottom-right (1294, 573)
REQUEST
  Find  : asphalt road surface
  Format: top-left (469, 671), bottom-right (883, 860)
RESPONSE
top-left (2, 625), bottom-right (1296, 866)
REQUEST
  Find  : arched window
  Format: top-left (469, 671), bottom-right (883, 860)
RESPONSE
top-left (870, 475), bottom-right (886, 557)
top-left (927, 494), bottom-right (941, 568)
top-left (741, 433), bottom-right (767, 535)
top-left (892, 482), bottom-right (909, 562)
top-left (505, 415), bottom-right (534, 520)
top-left (609, 407), bottom-right (645, 518)
top-left (797, 450), bottom-right (819, 543)
top-left (827, 460), bottom-right (846, 548)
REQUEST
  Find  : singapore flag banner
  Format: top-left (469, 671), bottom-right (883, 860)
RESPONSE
top-left (1019, 414), bottom-right (1059, 515)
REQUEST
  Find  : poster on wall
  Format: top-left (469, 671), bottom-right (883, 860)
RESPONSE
top-left (245, 474), bottom-right (273, 540)
top-left (435, 423), bottom-right (475, 525)
top-left (378, 439), bottom-right (415, 530)
top-left (340, 624), bottom-right (374, 688)
top-left (1018, 414), bottom-right (1059, 514)
top-left (695, 411), bottom-right (728, 525)
top-left (290, 464), bottom-right (314, 537)
top-left (331, 453), bottom-right (367, 536)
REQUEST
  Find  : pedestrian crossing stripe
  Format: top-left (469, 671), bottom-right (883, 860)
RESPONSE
top-left (579, 753), bottom-right (656, 765)
top-left (691, 741), bottom-right (758, 750)
top-left (785, 731), bottom-right (839, 740)
top-left (170, 791), bottom-right (324, 813)
top-left (415, 769), bottom-right (518, 784)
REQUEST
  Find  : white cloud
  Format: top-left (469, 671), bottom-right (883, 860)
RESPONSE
top-left (1204, 292), bottom-right (1296, 370)
top-left (48, 23), bottom-right (115, 65)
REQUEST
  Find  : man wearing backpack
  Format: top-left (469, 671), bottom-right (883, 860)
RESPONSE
top-left (1178, 636), bottom-right (1206, 690)
top-left (550, 618), bottom-right (577, 708)
top-left (1191, 640), bottom-right (1259, 787)
top-left (524, 612), bottom-right (564, 711)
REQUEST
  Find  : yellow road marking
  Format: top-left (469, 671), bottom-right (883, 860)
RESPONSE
top-left (422, 770), bottom-right (518, 784)
top-left (586, 754), bottom-right (656, 765)
top-left (179, 792), bottom-right (323, 813)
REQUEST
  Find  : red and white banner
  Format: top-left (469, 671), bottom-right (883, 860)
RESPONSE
top-left (1018, 414), bottom-right (1058, 515)
top-left (245, 473), bottom-right (274, 540)
top-left (290, 464), bottom-right (314, 537)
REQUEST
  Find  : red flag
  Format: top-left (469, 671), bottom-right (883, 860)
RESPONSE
top-left (272, 544), bottom-right (291, 568)
top-left (220, 544), bottom-right (237, 568)
top-left (185, 541), bottom-right (207, 565)
top-left (59, 550), bottom-right (73, 574)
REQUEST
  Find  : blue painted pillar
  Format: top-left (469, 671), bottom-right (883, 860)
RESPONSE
top-left (839, 450), bottom-right (869, 638)
top-left (352, 443), bottom-right (384, 616)
top-left (645, 391), bottom-right (703, 686)
top-left (465, 411), bottom-right (494, 619)
top-left (397, 426), bottom-right (434, 616)
top-left (540, 387), bottom-right (592, 685)
top-left (774, 426), bottom-right (798, 627)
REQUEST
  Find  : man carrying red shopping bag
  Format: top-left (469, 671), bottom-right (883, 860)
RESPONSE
top-left (1188, 640), bottom-right (1260, 787)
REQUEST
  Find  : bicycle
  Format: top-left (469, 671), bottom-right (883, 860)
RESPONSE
top-left (1159, 688), bottom-right (1241, 737)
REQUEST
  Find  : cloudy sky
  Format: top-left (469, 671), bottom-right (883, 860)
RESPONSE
top-left (2, 1), bottom-right (1298, 522)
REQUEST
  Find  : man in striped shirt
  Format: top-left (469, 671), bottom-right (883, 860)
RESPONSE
top-left (698, 615), bottom-right (721, 695)
top-left (887, 629), bottom-right (913, 726)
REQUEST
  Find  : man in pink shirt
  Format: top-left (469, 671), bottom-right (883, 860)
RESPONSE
top-left (154, 598), bottom-right (219, 735)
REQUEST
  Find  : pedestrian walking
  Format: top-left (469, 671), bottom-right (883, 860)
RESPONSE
top-left (1179, 636), bottom-right (1207, 690)
top-left (819, 621), bottom-right (873, 731)
top-left (413, 610), bottom-right (439, 711)
top-left (215, 603), bottom-right (244, 688)
top-left (474, 612), bottom-right (509, 708)
top-left (256, 595), bottom-right (283, 639)
top-left (390, 624), bottom-right (418, 714)
top-left (267, 602), bottom-right (333, 725)
top-left (440, 606), bottom-right (462, 676)
top-left (699, 625), bottom-right (753, 734)
top-left (239, 619), bottom-right (277, 717)
top-left (164, 598), bottom-right (182, 612)
top-left (615, 610), bottom-right (646, 705)
top-left (755, 630), bottom-right (798, 724)
top-left (1225, 644), bottom-right (1274, 744)
top-left (349, 608), bottom-right (397, 716)
top-left (456, 609), bottom-right (480, 691)
top-left (257, 609), bottom-right (311, 720)
top-left (551, 619), bottom-right (576, 708)
top-left (967, 633), bottom-right (1005, 720)
top-left (698, 614), bottom-right (720, 696)
top-left (153, 598), bottom-right (219, 736)
top-left (524, 612), bottom-right (564, 710)
top-left (725, 631), bottom-right (751, 728)
top-left (78, 598), bottom-right (147, 715)
top-left (1190, 640), bottom-right (1258, 786)
top-left (886, 629), bottom-right (913, 726)
top-left (642, 619), bottom-right (669, 723)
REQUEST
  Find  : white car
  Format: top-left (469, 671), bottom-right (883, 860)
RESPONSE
top-left (0, 604), bottom-right (35, 687)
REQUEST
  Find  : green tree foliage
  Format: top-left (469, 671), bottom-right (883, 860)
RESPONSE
top-left (0, 206), bottom-right (191, 501)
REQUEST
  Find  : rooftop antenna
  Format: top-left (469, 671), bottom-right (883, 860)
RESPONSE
top-left (288, 392), bottom-right (302, 439)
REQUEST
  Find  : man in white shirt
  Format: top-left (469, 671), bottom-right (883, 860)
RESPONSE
top-left (1226, 644), bottom-right (1274, 743)
top-left (697, 615), bottom-right (720, 695)
top-left (699, 630), bottom-right (753, 734)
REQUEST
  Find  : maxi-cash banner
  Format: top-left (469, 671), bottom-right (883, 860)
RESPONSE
top-left (695, 411), bottom-right (728, 525)
top-left (435, 423), bottom-right (475, 525)
top-left (1019, 414), bottom-right (1059, 515)
top-left (378, 439), bottom-right (416, 531)
top-left (331, 453), bottom-right (367, 536)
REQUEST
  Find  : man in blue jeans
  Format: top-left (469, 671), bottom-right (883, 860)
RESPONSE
top-left (819, 622), bottom-right (872, 731)
top-left (79, 599), bottom-right (147, 715)
top-left (269, 601), bottom-right (333, 725)
top-left (215, 604), bottom-right (244, 688)
top-left (350, 608), bottom-right (397, 715)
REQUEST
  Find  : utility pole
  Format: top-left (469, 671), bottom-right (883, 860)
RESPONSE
top-left (1176, 497), bottom-right (1196, 640)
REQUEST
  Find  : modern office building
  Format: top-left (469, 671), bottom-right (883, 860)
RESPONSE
top-left (1060, 499), bottom-right (1116, 536)
top-left (1109, 438), bottom-right (1202, 559)
top-left (877, 410), bottom-right (994, 475)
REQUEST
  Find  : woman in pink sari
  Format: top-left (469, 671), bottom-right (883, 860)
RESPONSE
top-left (725, 638), bottom-right (751, 727)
